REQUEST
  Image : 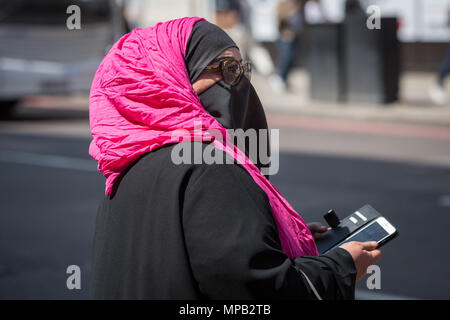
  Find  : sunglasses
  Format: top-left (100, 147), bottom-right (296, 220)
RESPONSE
top-left (204, 57), bottom-right (252, 86)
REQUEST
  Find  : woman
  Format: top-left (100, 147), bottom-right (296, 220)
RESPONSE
top-left (89, 17), bottom-right (380, 299)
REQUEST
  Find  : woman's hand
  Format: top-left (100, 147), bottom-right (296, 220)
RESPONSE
top-left (339, 241), bottom-right (382, 282)
top-left (307, 222), bottom-right (331, 240)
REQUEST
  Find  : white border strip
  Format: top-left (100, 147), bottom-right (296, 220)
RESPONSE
top-left (355, 211), bottom-right (368, 221)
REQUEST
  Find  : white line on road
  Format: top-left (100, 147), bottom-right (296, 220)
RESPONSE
top-left (0, 150), bottom-right (97, 172)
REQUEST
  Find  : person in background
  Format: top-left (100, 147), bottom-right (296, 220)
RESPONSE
top-left (215, 0), bottom-right (251, 60)
top-left (270, 0), bottom-right (302, 92)
top-left (430, 45), bottom-right (450, 106)
top-left (215, 0), bottom-right (241, 31)
top-left (244, 0), bottom-right (279, 76)
top-left (429, 6), bottom-right (450, 106)
top-left (430, 10), bottom-right (450, 106)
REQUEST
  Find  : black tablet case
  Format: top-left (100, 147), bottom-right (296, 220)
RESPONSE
top-left (315, 204), bottom-right (382, 254)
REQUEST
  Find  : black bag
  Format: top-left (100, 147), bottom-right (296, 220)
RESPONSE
top-left (315, 204), bottom-right (384, 254)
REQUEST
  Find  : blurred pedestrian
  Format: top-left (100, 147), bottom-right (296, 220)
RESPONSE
top-left (270, 0), bottom-right (302, 92)
top-left (215, 0), bottom-right (251, 60)
top-left (245, 0), bottom-right (278, 76)
top-left (215, 0), bottom-right (241, 31)
top-left (430, 45), bottom-right (450, 105)
top-left (429, 6), bottom-right (450, 106)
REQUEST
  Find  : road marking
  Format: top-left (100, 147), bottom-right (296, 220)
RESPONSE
top-left (438, 195), bottom-right (450, 207)
top-left (0, 57), bottom-right (65, 75)
top-left (0, 150), bottom-right (97, 172)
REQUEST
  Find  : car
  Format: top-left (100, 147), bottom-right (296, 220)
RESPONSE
top-left (0, 0), bottom-right (128, 117)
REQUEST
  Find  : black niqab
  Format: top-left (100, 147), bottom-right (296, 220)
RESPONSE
top-left (185, 20), bottom-right (270, 172)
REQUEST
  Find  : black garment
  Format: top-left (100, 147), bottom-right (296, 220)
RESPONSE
top-left (185, 20), bottom-right (237, 83)
top-left (198, 74), bottom-right (266, 134)
top-left (186, 21), bottom-right (266, 134)
top-left (186, 20), bottom-right (270, 171)
top-left (198, 77), bottom-right (270, 171)
top-left (91, 143), bottom-right (356, 299)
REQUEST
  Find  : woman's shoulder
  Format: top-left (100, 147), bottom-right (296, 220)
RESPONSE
top-left (130, 142), bottom-right (270, 204)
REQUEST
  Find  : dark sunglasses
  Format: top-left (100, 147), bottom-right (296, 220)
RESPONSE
top-left (204, 57), bottom-right (251, 86)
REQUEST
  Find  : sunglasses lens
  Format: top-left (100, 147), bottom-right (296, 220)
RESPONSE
top-left (223, 60), bottom-right (241, 85)
top-left (243, 61), bottom-right (251, 81)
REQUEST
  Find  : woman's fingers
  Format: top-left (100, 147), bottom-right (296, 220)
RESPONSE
top-left (339, 241), bottom-right (383, 282)
top-left (308, 222), bottom-right (328, 232)
top-left (308, 222), bottom-right (330, 240)
top-left (369, 249), bottom-right (382, 262)
top-left (360, 241), bottom-right (379, 251)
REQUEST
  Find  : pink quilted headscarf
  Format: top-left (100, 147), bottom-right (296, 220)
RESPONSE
top-left (89, 17), bottom-right (318, 258)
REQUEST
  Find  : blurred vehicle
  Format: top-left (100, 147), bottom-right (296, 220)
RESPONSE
top-left (0, 0), bottom-right (127, 116)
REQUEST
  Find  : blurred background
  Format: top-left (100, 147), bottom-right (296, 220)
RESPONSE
top-left (1, 0), bottom-right (450, 299)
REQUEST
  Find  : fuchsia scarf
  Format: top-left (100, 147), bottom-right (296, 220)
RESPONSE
top-left (89, 17), bottom-right (318, 258)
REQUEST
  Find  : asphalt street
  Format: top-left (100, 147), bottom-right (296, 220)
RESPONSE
top-left (1, 104), bottom-right (450, 299)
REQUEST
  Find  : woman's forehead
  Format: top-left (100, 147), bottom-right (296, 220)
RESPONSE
top-left (217, 47), bottom-right (242, 61)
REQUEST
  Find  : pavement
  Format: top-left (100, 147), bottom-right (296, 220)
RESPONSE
top-left (252, 70), bottom-right (450, 128)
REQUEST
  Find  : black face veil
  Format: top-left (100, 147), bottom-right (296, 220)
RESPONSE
top-left (185, 20), bottom-right (270, 173)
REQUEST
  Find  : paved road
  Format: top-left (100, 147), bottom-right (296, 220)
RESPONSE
top-left (1, 105), bottom-right (449, 299)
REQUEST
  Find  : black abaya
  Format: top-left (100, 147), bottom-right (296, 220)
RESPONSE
top-left (91, 142), bottom-right (356, 299)
top-left (91, 20), bottom-right (356, 300)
